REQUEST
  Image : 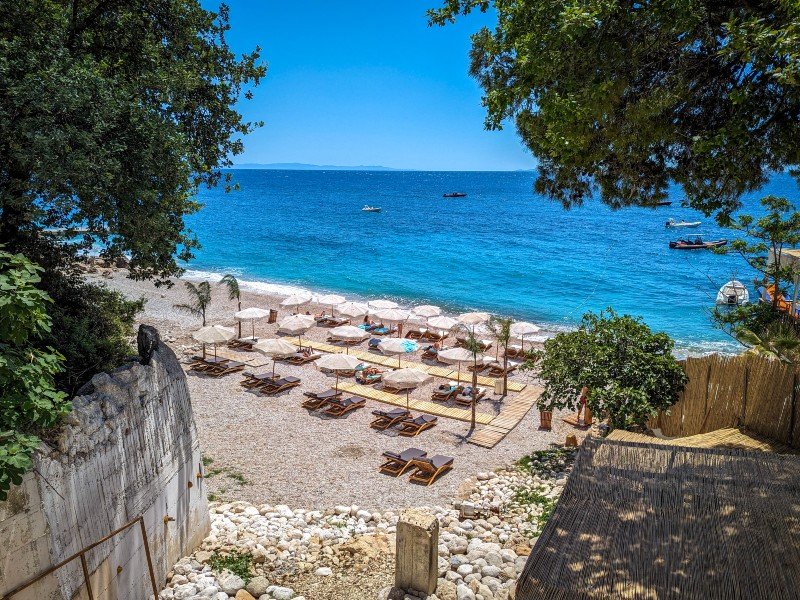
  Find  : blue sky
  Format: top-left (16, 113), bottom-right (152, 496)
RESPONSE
top-left (213, 1), bottom-right (534, 171)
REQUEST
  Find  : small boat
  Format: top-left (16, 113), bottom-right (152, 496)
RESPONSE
top-left (716, 280), bottom-right (749, 306)
top-left (669, 236), bottom-right (727, 250)
top-left (656, 201), bottom-right (673, 206)
top-left (443, 192), bottom-right (467, 198)
top-left (665, 218), bottom-right (702, 228)
top-left (361, 205), bottom-right (381, 212)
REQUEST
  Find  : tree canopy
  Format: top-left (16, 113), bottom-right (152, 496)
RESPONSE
top-left (0, 0), bottom-right (265, 283)
top-left (429, 1), bottom-right (800, 216)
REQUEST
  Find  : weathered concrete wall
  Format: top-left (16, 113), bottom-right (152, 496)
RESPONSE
top-left (0, 327), bottom-right (209, 600)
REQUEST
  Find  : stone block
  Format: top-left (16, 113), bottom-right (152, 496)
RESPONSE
top-left (395, 508), bottom-right (439, 595)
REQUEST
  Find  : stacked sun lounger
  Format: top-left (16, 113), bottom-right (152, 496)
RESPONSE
top-left (369, 409), bottom-right (438, 436)
top-left (189, 357), bottom-right (246, 377)
top-left (379, 448), bottom-right (454, 485)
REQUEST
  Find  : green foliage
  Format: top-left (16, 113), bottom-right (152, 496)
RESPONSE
top-left (429, 1), bottom-right (800, 215)
top-left (0, 249), bottom-right (70, 501)
top-left (488, 317), bottom-right (512, 396)
top-left (175, 281), bottom-right (212, 327)
top-left (208, 550), bottom-right (253, 583)
top-left (220, 274), bottom-right (242, 336)
top-left (528, 309), bottom-right (687, 431)
top-left (0, 0), bottom-right (265, 284)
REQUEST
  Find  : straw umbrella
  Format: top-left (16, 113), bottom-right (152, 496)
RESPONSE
top-left (253, 338), bottom-right (297, 377)
top-left (378, 338), bottom-right (419, 367)
top-left (337, 301), bottom-right (370, 320)
top-left (316, 353), bottom-right (362, 392)
top-left (193, 325), bottom-right (236, 360)
top-left (281, 292), bottom-right (313, 311)
top-left (372, 308), bottom-right (410, 336)
top-left (437, 346), bottom-right (482, 382)
top-left (277, 314), bottom-right (315, 348)
top-left (413, 305), bottom-right (441, 318)
top-left (369, 299), bottom-right (399, 311)
top-left (234, 307), bottom-right (270, 341)
top-left (382, 368), bottom-right (433, 407)
top-left (458, 312), bottom-right (491, 328)
top-left (510, 321), bottom-right (540, 352)
top-left (427, 315), bottom-right (458, 332)
top-left (328, 325), bottom-right (368, 353)
top-left (316, 294), bottom-right (346, 318)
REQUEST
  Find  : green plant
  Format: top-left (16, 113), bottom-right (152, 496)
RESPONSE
top-left (488, 317), bottom-right (512, 397)
top-left (220, 275), bottom-right (242, 337)
top-left (175, 281), bottom-right (213, 327)
top-left (459, 326), bottom-right (484, 432)
top-left (429, 1), bottom-right (800, 216)
top-left (208, 550), bottom-right (253, 583)
top-left (528, 309), bottom-right (687, 432)
top-left (0, 249), bottom-right (70, 500)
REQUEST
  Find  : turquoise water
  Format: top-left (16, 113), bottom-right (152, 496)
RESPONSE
top-left (185, 169), bottom-right (798, 354)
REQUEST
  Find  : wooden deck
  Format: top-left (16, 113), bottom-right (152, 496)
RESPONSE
top-left (468, 386), bottom-right (542, 448)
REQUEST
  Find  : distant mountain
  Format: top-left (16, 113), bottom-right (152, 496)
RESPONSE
top-left (231, 162), bottom-right (404, 171)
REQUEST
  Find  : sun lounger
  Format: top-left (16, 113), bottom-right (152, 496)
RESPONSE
top-left (316, 316), bottom-right (350, 327)
top-left (431, 384), bottom-right (463, 402)
top-left (370, 408), bottom-right (411, 430)
top-left (301, 388), bottom-right (343, 408)
top-left (379, 447), bottom-right (427, 476)
top-left (228, 337), bottom-right (258, 350)
top-left (189, 355), bottom-right (229, 371)
top-left (327, 336), bottom-right (364, 346)
top-left (455, 336), bottom-right (493, 352)
top-left (324, 396), bottom-right (366, 417)
top-left (282, 352), bottom-right (321, 365)
top-left (397, 414), bottom-right (438, 437)
top-left (205, 360), bottom-right (246, 378)
top-left (467, 362), bottom-right (491, 373)
top-left (356, 372), bottom-right (383, 385)
top-left (420, 330), bottom-right (447, 342)
top-left (421, 347), bottom-right (438, 361)
top-left (370, 326), bottom-right (397, 336)
top-left (260, 376), bottom-right (301, 395)
top-left (485, 363), bottom-right (517, 378)
top-left (504, 345), bottom-right (523, 359)
top-left (405, 328), bottom-right (426, 339)
top-left (455, 386), bottom-right (488, 405)
top-left (241, 372), bottom-right (280, 389)
top-left (381, 384), bottom-right (408, 394)
top-left (407, 455), bottom-right (454, 485)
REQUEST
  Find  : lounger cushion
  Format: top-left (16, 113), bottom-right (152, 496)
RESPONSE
top-left (426, 455), bottom-right (454, 468)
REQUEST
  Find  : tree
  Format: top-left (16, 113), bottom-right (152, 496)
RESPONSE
top-left (220, 274), bottom-right (242, 338)
top-left (0, 249), bottom-right (70, 501)
top-left (460, 326), bottom-right (485, 433)
top-left (176, 281), bottom-right (212, 327)
top-left (528, 309), bottom-right (687, 431)
top-left (0, 0), bottom-right (265, 282)
top-left (488, 316), bottom-right (512, 397)
top-left (429, 1), bottom-right (800, 216)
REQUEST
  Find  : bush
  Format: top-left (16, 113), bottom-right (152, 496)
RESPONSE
top-left (528, 309), bottom-right (687, 432)
top-left (0, 249), bottom-right (70, 500)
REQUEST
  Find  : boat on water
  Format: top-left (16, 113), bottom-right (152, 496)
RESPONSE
top-left (665, 218), bottom-right (702, 228)
top-left (669, 236), bottom-right (727, 250)
top-left (656, 201), bottom-right (672, 206)
top-left (716, 280), bottom-right (749, 306)
top-left (443, 192), bottom-right (467, 198)
top-left (361, 205), bottom-right (381, 212)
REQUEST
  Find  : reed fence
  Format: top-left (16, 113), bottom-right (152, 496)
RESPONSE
top-left (648, 353), bottom-right (800, 447)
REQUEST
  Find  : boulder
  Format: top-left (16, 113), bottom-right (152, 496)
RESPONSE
top-left (217, 570), bottom-right (245, 595)
top-left (245, 576), bottom-right (270, 597)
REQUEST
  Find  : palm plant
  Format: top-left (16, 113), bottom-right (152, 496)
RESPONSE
top-left (175, 280), bottom-right (212, 356)
top-left (220, 274), bottom-right (242, 337)
top-left (737, 323), bottom-right (800, 364)
top-left (460, 325), bottom-right (484, 434)
top-left (489, 316), bottom-right (512, 397)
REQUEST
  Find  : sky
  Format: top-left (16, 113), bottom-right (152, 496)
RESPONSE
top-left (211, 1), bottom-right (534, 171)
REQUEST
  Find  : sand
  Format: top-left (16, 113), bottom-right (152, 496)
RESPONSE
top-left (92, 270), bottom-right (583, 511)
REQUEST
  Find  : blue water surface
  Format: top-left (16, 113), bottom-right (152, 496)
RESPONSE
top-left (184, 170), bottom-right (800, 354)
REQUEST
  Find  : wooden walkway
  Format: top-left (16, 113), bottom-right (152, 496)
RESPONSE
top-left (468, 386), bottom-right (541, 448)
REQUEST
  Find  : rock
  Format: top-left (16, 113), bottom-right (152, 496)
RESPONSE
top-left (457, 564), bottom-right (474, 577)
top-left (481, 566), bottom-right (502, 579)
top-left (456, 584), bottom-right (476, 600)
top-left (195, 551), bottom-right (213, 564)
top-left (436, 579), bottom-right (458, 600)
top-left (315, 566), bottom-right (333, 576)
top-left (172, 584), bottom-right (197, 600)
top-left (513, 545), bottom-right (530, 557)
top-left (270, 586), bottom-right (295, 600)
top-left (245, 576), bottom-right (269, 597)
top-left (217, 570), bottom-right (245, 595)
top-left (235, 591), bottom-right (256, 600)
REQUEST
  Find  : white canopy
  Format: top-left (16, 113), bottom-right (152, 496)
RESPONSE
top-left (437, 347), bottom-right (480, 364)
top-left (427, 316), bottom-right (458, 331)
top-left (316, 294), bottom-right (346, 307)
top-left (458, 312), bottom-right (491, 326)
top-left (369, 299), bottom-right (399, 310)
top-left (278, 314), bottom-right (315, 335)
top-left (378, 338), bottom-right (418, 354)
top-left (316, 353), bottom-right (362, 371)
top-left (280, 292), bottom-right (313, 308)
top-left (192, 325), bottom-right (236, 345)
top-left (253, 338), bottom-right (297, 357)
top-left (329, 325), bottom-right (368, 341)
top-left (511, 321), bottom-right (540, 338)
top-left (337, 301), bottom-right (370, 318)
top-left (413, 305), bottom-right (441, 318)
top-left (372, 308), bottom-right (411, 323)
top-left (383, 368), bottom-right (432, 389)
top-left (235, 307), bottom-right (270, 321)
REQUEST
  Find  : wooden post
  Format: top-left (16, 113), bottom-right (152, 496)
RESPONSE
top-left (790, 372), bottom-right (798, 446)
top-left (395, 509), bottom-right (439, 595)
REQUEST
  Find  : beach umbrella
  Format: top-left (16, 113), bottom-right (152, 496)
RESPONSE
top-left (427, 316), bottom-right (458, 332)
top-left (316, 294), bottom-right (346, 316)
top-left (316, 353), bottom-right (361, 392)
top-left (438, 346), bottom-right (482, 381)
top-left (281, 292), bottom-right (313, 310)
top-left (337, 301), bottom-right (370, 319)
top-left (383, 368), bottom-right (433, 407)
top-left (329, 324), bottom-right (368, 353)
top-left (458, 312), bottom-right (491, 326)
top-left (378, 338), bottom-right (419, 367)
top-left (413, 305), bottom-right (441, 318)
top-left (253, 338), bottom-right (297, 377)
top-left (192, 325), bottom-right (236, 360)
top-left (369, 299), bottom-right (399, 311)
top-left (234, 307), bottom-right (270, 340)
top-left (278, 314), bottom-right (315, 348)
top-left (510, 321), bottom-right (541, 352)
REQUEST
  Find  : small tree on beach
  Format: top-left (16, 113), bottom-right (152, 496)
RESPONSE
top-left (175, 281), bottom-right (212, 327)
top-left (220, 274), bottom-right (242, 338)
top-left (527, 309), bottom-right (686, 432)
top-left (488, 317), bottom-right (512, 397)
top-left (460, 326), bottom-right (484, 434)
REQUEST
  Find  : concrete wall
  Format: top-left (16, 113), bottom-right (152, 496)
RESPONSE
top-left (0, 328), bottom-right (209, 600)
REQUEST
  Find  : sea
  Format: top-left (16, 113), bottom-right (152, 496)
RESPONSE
top-left (182, 169), bottom-right (800, 356)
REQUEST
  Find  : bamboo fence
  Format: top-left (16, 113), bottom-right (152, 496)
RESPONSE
top-left (649, 354), bottom-right (800, 448)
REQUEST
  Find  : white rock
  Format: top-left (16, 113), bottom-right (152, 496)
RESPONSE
top-left (315, 566), bottom-right (333, 576)
top-left (270, 587), bottom-right (295, 600)
top-left (217, 570), bottom-right (245, 595)
top-left (456, 584), bottom-right (476, 600)
top-left (172, 583), bottom-right (198, 600)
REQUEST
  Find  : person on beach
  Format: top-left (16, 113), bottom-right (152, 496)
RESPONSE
top-left (576, 386), bottom-right (589, 423)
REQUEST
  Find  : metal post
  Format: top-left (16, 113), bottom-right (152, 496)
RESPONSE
top-left (79, 553), bottom-right (94, 600)
top-left (139, 517), bottom-right (160, 600)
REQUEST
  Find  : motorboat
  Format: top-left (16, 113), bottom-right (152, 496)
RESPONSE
top-left (361, 205), bottom-right (381, 212)
top-left (443, 192), bottom-right (467, 198)
top-left (656, 201), bottom-right (672, 206)
top-left (665, 218), bottom-right (702, 228)
top-left (716, 280), bottom-right (749, 306)
top-left (669, 236), bottom-right (727, 250)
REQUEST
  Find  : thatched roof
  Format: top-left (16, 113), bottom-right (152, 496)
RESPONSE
top-left (607, 427), bottom-right (797, 454)
top-left (517, 438), bottom-right (800, 599)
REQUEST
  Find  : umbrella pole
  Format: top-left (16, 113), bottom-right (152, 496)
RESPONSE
top-left (457, 362), bottom-right (461, 382)
top-left (252, 320), bottom-right (255, 340)
top-left (214, 344), bottom-right (217, 360)
top-left (298, 335), bottom-right (302, 349)
top-left (406, 388), bottom-right (409, 409)
top-left (272, 359), bottom-right (276, 378)
top-left (335, 372), bottom-right (339, 392)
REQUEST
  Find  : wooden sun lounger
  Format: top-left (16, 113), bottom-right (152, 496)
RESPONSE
top-left (323, 396), bottom-right (366, 417)
top-left (205, 360), bottom-right (246, 378)
top-left (282, 352), bottom-right (321, 365)
top-left (317, 316), bottom-right (350, 327)
top-left (189, 356), bottom-right (229, 372)
top-left (431, 384), bottom-right (463, 402)
top-left (260, 376), bottom-right (301, 395)
top-left (504, 346), bottom-right (524, 359)
top-left (405, 329), bottom-right (425, 340)
top-left (421, 348), bottom-right (438, 361)
top-left (301, 388), bottom-right (343, 409)
top-left (455, 387), bottom-right (488, 406)
top-left (370, 408), bottom-right (411, 430)
top-left (356, 373), bottom-right (383, 385)
top-left (485, 364), bottom-right (517, 378)
top-left (420, 330), bottom-right (447, 342)
top-left (327, 336), bottom-right (364, 346)
top-left (228, 337), bottom-right (258, 350)
top-left (397, 414), bottom-right (438, 437)
top-left (456, 337), bottom-right (493, 352)
top-left (408, 455), bottom-right (454, 485)
top-left (381, 384), bottom-right (409, 394)
top-left (241, 372), bottom-right (281, 389)
top-left (379, 447), bottom-right (427, 476)
top-left (467, 362), bottom-right (491, 373)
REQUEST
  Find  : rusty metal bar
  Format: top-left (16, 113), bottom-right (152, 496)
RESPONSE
top-left (139, 517), bottom-right (160, 599)
top-left (79, 553), bottom-right (94, 600)
top-left (1, 515), bottom-right (157, 599)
